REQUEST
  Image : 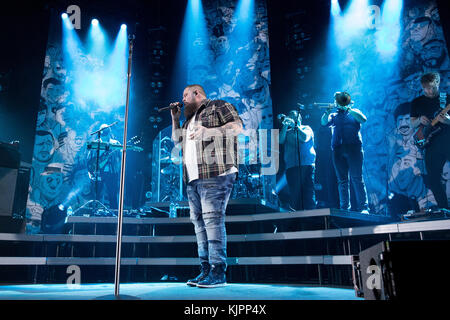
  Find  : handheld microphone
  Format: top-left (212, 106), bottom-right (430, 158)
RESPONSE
top-left (158, 102), bottom-right (182, 113)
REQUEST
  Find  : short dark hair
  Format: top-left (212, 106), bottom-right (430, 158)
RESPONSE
top-left (36, 130), bottom-right (55, 141)
top-left (43, 78), bottom-right (62, 89)
top-left (185, 84), bottom-right (206, 97)
top-left (394, 102), bottom-right (411, 121)
top-left (334, 91), bottom-right (351, 106)
top-left (420, 72), bottom-right (440, 85)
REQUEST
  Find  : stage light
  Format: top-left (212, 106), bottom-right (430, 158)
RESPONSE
top-left (173, 0), bottom-right (211, 89)
top-left (121, 24), bottom-right (127, 30)
top-left (376, 0), bottom-right (403, 57)
top-left (62, 10), bottom-right (83, 58)
top-left (235, 0), bottom-right (254, 21)
top-left (62, 11), bottom-right (128, 114)
top-left (330, 0), bottom-right (369, 49)
top-left (62, 12), bottom-right (75, 30)
top-left (189, 0), bottom-right (201, 19)
top-left (331, 0), bottom-right (341, 16)
top-left (234, 0), bottom-right (255, 45)
top-left (87, 17), bottom-right (107, 59)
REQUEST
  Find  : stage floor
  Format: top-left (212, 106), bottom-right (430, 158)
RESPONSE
top-left (0, 282), bottom-right (362, 300)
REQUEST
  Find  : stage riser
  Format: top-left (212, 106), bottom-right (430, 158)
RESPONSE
top-left (67, 217), bottom-right (373, 236)
top-left (0, 264), bottom-right (353, 287)
top-left (2, 214), bottom-right (450, 287)
top-left (62, 208), bottom-right (392, 236)
top-left (0, 239), bottom-right (349, 258)
top-left (0, 230), bottom-right (448, 264)
top-left (1, 228), bottom-right (449, 286)
top-left (2, 228), bottom-right (450, 259)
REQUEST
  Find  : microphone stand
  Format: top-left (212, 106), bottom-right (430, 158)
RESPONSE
top-left (295, 111), bottom-right (303, 211)
top-left (95, 34), bottom-right (139, 300)
top-left (73, 125), bottom-right (113, 217)
top-left (114, 33), bottom-right (137, 299)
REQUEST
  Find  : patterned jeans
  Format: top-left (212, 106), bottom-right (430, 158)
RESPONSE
top-left (186, 173), bottom-right (236, 268)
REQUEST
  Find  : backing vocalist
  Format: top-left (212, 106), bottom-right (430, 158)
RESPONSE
top-left (279, 110), bottom-right (316, 211)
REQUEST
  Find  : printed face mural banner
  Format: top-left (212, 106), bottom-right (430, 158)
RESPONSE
top-left (26, 0), bottom-right (274, 233)
top-left (26, 14), bottom-right (128, 234)
top-left (26, 0), bottom-right (449, 233)
top-left (347, 0), bottom-right (450, 217)
top-left (150, 0), bottom-right (276, 205)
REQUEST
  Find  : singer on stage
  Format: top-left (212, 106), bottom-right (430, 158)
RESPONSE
top-left (321, 92), bottom-right (369, 213)
top-left (279, 109), bottom-right (316, 211)
top-left (170, 84), bottom-right (243, 288)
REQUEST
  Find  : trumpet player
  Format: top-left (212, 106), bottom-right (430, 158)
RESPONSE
top-left (321, 92), bottom-right (369, 213)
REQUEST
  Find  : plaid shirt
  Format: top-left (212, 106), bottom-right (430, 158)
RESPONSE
top-left (179, 99), bottom-right (242, 183)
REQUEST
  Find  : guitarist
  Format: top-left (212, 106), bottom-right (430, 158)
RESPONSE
top-left (411, 72), bottom-right (450, 209)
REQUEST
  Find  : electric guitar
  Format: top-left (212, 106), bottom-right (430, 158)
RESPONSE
top-left (413, 103), bottom-right (450, 149)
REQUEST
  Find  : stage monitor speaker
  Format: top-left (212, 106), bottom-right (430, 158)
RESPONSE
top-left (352, 240), bottom-right (450, 300)
top-left (0, 167), bottom-right (18, 216)
top-left (0, 142), bottom-right (20, 217)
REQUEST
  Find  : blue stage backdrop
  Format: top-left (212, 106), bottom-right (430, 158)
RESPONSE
top-left (25, 0), bottom-right (450, 233)
top-left (25, 12), bottom-right (129, 234)
top-left (196, 0), bottom-right (273, 132)
top-left (25, 0), bottom-right (275, 234)
top-left (150, 0), bottom-right (276, 205)
top-left (322, 0), bottom-right (450, 216)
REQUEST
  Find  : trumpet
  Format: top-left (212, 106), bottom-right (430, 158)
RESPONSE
top-left (313, 102), bottom-right (335, 109)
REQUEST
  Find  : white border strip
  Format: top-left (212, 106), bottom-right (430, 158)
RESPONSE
top-left (0, 255), bottom-right (353, 266)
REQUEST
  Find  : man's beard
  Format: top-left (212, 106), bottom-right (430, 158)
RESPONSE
top-left (184, 102), bottom-right (198, 119)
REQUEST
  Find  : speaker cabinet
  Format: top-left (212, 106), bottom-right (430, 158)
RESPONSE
top-left (0, 167), bottom-right (18, 216)
top-left (352, 240), bottom-right (450, 300)
top-left (0, 142), bottom-right (20, 217)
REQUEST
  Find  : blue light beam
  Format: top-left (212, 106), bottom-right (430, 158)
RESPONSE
top-left (234, 0), bottom-right (255, 45)
top-left (172, 0), bottom-right (211, 90)
top-left (331, 0), bottom-right (341, 16)
top-left (375, 0), bottom-right (403, 58)
top-left (87, 18), bottom-right (108, 60)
